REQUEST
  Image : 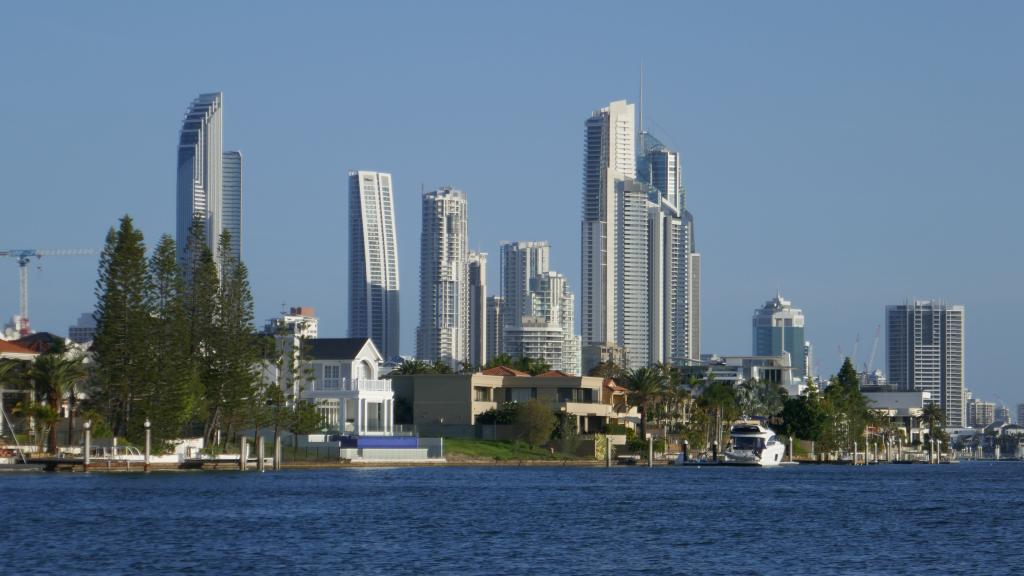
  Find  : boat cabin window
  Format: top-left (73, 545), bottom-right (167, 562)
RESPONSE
top-left (732, 437), bottom-right (765, 450)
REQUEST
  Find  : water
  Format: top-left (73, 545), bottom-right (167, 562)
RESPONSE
top-left (3, 462), bottom-right (1022, 575)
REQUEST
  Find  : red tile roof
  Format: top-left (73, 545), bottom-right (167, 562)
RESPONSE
top-left (604, 378), bottom-right (629, 392)
top-left (0, 340), bottom-right (38, 356)
top-left (480, 366), bottom-right (531, 377)
top-left (536, 370), bottom-right (574, 378)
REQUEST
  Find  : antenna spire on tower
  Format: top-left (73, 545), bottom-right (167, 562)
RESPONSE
top-left (639, 61), bottom-right (645, 134)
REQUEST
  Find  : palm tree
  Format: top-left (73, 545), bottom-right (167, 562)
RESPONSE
top-left (698, 378), bottom-right (740, 449)
top-left (921, 402), bottom-right (945, 443)
top-left (588, 360), bottom-right (623, 381)
top-left (622, 367), bottom-right (666, 438)
top-left (516, 356), bottom-right (551, 376)
top-left (0, 360), bottom-right (24, 440)
top-left (385, 359), bottom-right (434, 377)
top-left (737, 378), bottom-right (788, 418)
top-left (431, 360), bottom-right (453, 374)
top-left (0, 359), bottom-right (22, 386)
top-left (29, 352), bottom-right (86, 454)
top-left (484, 353), bottom-right (515, 370)
top-left (11, 400), bottom-right (58, 453)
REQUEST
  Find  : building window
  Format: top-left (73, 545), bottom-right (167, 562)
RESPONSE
top-left (323, 365), bottom-right (340, 389)
top-left (505, 388), bottom-right (536, 403)
top-left (558, 388), bottom-right (593, 403)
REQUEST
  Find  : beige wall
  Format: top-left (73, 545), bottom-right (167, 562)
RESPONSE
top-left (395, 373), bottom-right (615, 427)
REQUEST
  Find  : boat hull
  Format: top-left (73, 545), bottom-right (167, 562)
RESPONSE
top-left (723, 444), bottom-right (787, 467)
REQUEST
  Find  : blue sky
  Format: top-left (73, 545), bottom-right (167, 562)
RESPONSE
top-left (2, 2), bottom-right (1021, 405)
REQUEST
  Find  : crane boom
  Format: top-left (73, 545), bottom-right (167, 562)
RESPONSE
top-left (866, 325), bottom-right (881, 373)
top-left (1, 248), bottom-right (97, 336)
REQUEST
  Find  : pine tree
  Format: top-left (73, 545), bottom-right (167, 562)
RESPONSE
top-left (204, 231), bottom-right (260, 445)
top-left (825, 357), bottom-right (870, 451)
top-left (144, 234), bottom-right (201, 445)
top-left (183, 220), bottom-right (222, 443)
top-left (91, 215), bottom-right (152, 437)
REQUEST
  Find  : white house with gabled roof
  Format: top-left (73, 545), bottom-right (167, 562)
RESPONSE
top-left (296, 337), bottom-right (395, 436)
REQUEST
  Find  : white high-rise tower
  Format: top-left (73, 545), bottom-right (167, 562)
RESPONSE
top-left (176, 92), bottom-right (223, 266)
top-left (581, 96), bottom-right (701, 371)
top-left (501, 241), bottom-right (580, 374)
top-left (468, 251), bottom-right (487, 368)
top-left (348, 170), bottom-right (401, 360)
top-left (581, 100), bottom-right (635, 366)
top-left (417, 187), bottom-right (469, 368)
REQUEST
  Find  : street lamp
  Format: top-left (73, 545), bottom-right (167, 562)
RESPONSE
top-left (143, 418), bottom-right (152, 472)
top-left (83, 420), bottom-right (92, 471)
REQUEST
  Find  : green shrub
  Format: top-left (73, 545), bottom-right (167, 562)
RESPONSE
top-left (516, 400), bottom-right (556, 447)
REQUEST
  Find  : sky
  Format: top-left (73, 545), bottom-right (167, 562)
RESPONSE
top-left (1, 2), bottom-right (1022, 406)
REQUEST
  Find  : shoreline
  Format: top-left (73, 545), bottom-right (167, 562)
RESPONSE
top-left (8, 456), bottom-right (984, 473)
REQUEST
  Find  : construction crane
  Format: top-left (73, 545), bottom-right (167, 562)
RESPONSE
top-left (864, 325), bottom-right (881, 373)
top-left (0, 249), bottom-right (97, 336)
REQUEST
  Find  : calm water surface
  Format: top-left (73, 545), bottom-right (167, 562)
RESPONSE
top-left (3, 462), bottom-right (1022, 575)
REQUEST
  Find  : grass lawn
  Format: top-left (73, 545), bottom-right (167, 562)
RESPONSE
top-left (443, 438), bottom-right (583, 462)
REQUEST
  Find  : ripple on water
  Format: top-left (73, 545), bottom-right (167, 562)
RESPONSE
top-left (3, 462), bottom-right (1023, 575)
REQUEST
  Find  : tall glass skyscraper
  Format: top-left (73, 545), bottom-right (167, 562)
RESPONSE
top-left (222, 150), bottom-right (242, 263)
top-left (348, 170), bottom-right (400, 360)
top-left (752, 294), bottom-right (806, 379)
top-left (417, 187), bottom-right (469, 368)
top-left (176, 92), bottom-right (223, 267)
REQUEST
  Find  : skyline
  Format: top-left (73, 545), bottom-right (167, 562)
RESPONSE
top-left (2, 2), bottom-right (1022, 405)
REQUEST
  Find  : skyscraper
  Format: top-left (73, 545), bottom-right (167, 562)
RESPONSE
top-left (995, 405), bottom-right (1011, 424)
top-left (581, 100), bottom-right (635, 354)
top-left (500, 241), bottom-right (550, 328)
top-left (348, 170), bottom-right (400, 360)
top-left (638, 124), bottom-right (699, 368)
top-left (486, 296), bottom-right (504, 365)
top-left (752, 294), bottom-right (806, 379)
top-left (468, 251), bottom-right (487, 368)
top-left (417, 187), bottom-right (469, 368)
top-left (616, 178), bottom-right (649, 368)
top-left (501, 242), bottom-right (580, 374)
top-left (176, 92), bottom-right (223, 266)
top-left (887, 301), bottom-right (965, 428)
top-left (689, 251), bottom-right (701, 362)
top-left (222, 150), bottom-right (242, 262)
top-left (581, 97), bottom-right (700, 371)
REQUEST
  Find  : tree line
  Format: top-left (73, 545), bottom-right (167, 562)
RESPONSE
top-left (44, 215), bottom-right (320, 451)
top-left (387, 353), bottom-right (554, 377)
top-left (590, 357), bottom-right (925, 457)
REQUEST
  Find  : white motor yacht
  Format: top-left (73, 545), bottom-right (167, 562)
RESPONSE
top-left (723, 421), bottom-right (786, 466)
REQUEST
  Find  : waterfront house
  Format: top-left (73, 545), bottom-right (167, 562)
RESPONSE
top-left (681, 354), bottom-right (803, 396)
top-left (862, 388), bottom-right (927, 443)
top-left (264, 336), bottom-right (396, 436)
top-left (389, 366), bottom-right (640, 437)
top-left (300, 338), bottom-right (396, 436)
top-left (264, 337), bottom-right (442, 462)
